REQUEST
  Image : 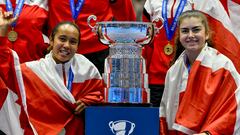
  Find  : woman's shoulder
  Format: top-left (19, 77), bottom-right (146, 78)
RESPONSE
top-left (206, 47), bottom-right (232, 63)
top-left (204, 47), bottom-right (237, 72)
top-left (73, 54), bottom-right (98, 69)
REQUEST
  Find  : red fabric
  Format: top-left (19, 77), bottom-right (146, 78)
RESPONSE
top-left (110, 0), bottom-right (136, 21)
top-left (48, 0), bottom-right (112, 54)
top-left (175, 63), bottom-right (237, 134)
top-left (0, 41), bottom-right (34, 134)
top-left (0, 77), bottom-right (8, 109)
top-left (0, 3), bottom-right (48, 63)
top-left (205, 14), bottom-right (240, 73)
top-left (143, 13), bottom-right (240, 86)
top-left (232, 0), bottom-right (240, 4)
top-left (159, 46), bottom-right (240, 134)
top-left (160, 117), bottom-right (169, 135)
top-left (21, 64), bottom-right (104, 135)
top-left (0, 38), bottom-right (19, 94)
top-left (0, 37), bottom-right (9, 108)
top-left (160, 117), bottom-right (186, 135)
top-left (142, 17), bottom-right (175, 85)
top-left (219, 0), bottom-right (229, 15)
top-left (48, 0), bottom-right (136, 54)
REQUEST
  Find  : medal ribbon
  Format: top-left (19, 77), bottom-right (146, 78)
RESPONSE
top-left (67, 66), bottom-right (74, 92)
top-left (185, 56), bottom-right (191, 73)
top-left (6, 0), bottom-right (25, 27)
top-left (162, 0), bottom-right (187, 41)
top-left (69, 0), bottom-right (85, 20)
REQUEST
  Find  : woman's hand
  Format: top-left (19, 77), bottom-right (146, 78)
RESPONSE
top-left (0, 8), bottom-right (17, 36)
top-left (74, 100), bottom-right (86, 114)
top-left (0, 8), bottom-right (17, 26)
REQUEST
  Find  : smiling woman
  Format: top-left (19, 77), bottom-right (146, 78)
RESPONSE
top-left (176, 10), bottom-right (210, 65)
top-left (19, 21), bottom-right (105, 134)
top-left (159, 10), bottom-right (240, 135)
top-left (49, 22), bottom-right (80, 64)
top-left (0, 18), bottom-right (105, 134)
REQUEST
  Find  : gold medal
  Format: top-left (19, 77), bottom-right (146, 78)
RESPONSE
top-left (164, 43), bottom-right (173, 55)
top-left (8, 30), bottom-right (18, 42)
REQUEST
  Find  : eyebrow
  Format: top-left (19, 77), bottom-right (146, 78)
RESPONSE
top-left (180, 25), bottom-right (202, 29)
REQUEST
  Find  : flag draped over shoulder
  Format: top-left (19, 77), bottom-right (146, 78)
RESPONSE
top-left (142, 0), bottom-right (240, 87)
top-left (160, 45), bottom-right (240, 135)
top-left (227, 0), bottom-right (240, 41)
top-left (21, 52), bottom-right (104, 135)
top-left (0, 38), bottom-right (34, 135)
top-left (195, 0), bottom-right (240, 73)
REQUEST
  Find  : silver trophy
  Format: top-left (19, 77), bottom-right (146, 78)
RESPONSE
top-left (88, 15), bottom-right (163, 104)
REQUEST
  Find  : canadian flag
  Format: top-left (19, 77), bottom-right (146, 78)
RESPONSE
top-left (142, 0), bottom-right (240, 87)
top-left (225, 0), bottom-right (240, 41)
top-left (160, 45), bottom-right (240, 134)
top-left (20, 52), bottom-right (104, 135)
top-left (193, 0), bottom-right (240, 73)
top-left (0, 38), bottom-right (35, 135)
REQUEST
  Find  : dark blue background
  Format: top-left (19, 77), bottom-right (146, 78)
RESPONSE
top-left (85, 106), bottom-right (159, 135)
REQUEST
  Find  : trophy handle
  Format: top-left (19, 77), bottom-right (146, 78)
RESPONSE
top-left (87, 15), bottom-right (97, 30)
top-left (153, 17), bottom-right (164, 34)
top-left (128, 123), bottom-right (135, 135)
top-left (108, 121), bottom-right (115, 134)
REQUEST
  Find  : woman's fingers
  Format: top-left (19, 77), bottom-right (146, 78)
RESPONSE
top-left (4, 11), bottom-right (17, 25)
top-left (0, 8), bottom-right (17, 27)
top-left (4, 11), bottom-right (13, 18)
top-left (74, 100), bottom-right (85, 114)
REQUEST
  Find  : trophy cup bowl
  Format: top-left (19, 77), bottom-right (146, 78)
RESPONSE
top-left (88, 15), bottom-right (162, 46)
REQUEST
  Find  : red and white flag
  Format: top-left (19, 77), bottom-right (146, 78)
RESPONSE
top-left (143, 0), bottom-right (240, 86)
top-left (198, 0), bottom-right (240, 73)
top-left (225, 0), bottom-right (240, 41)
top-left (21, 52), bottom-right (104, 135)
top-left (0, 39), bottom-right (35, 135)
top-left (160, 45), bottom-right (240, 134)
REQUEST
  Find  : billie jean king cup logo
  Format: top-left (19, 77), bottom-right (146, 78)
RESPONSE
top-left (109, 120), bottom-right (135, 135)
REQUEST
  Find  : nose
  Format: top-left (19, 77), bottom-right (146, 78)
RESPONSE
top-left (188, 31), bottom-right (194, 37)
top-left (63, 41), bottom-right (71, 48)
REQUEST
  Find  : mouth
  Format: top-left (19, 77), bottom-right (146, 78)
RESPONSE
top-left (186, 39), bottom-right (198, 44)
top-left (59, 49), bottom-right (70, 56)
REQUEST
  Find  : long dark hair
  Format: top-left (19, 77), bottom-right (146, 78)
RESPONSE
top-left (46, 21), bottom-right (81, 53)
top-left (50, 21), bottom-right (81, 42)
top-left (171, 10), bottom-right (213, 65)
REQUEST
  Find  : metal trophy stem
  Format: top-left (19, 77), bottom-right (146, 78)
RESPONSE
top-left (88, 15), bottom-right (163, 104)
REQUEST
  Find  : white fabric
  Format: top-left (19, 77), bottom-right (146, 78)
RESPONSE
top-left (228, 0), bottom-right (240, 42)
top-left (160, 45), bottom-right (240, 133)
top-left (25, 52), bottom-right (101, 103)
top-left (0, 90), bottom-right (23, 135)
top-left (0, 50), bottom-right (36, 135)
top-left (144, 0), bottom-right (237, 41)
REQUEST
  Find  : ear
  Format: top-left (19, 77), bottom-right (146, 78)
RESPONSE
top-left (46, 45), bottom-right (53, 53)
top-left (206, 32), bottom-right (209, 40)
top-left (49, 35), bottom-right (54, 45)
top-left (47, 35), bottom-right (54, 52)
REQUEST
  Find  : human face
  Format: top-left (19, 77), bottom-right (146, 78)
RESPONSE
top-left (179, 17), bottom-right (209, 54)
top-left (51, 24), bottom-right (79, 64)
